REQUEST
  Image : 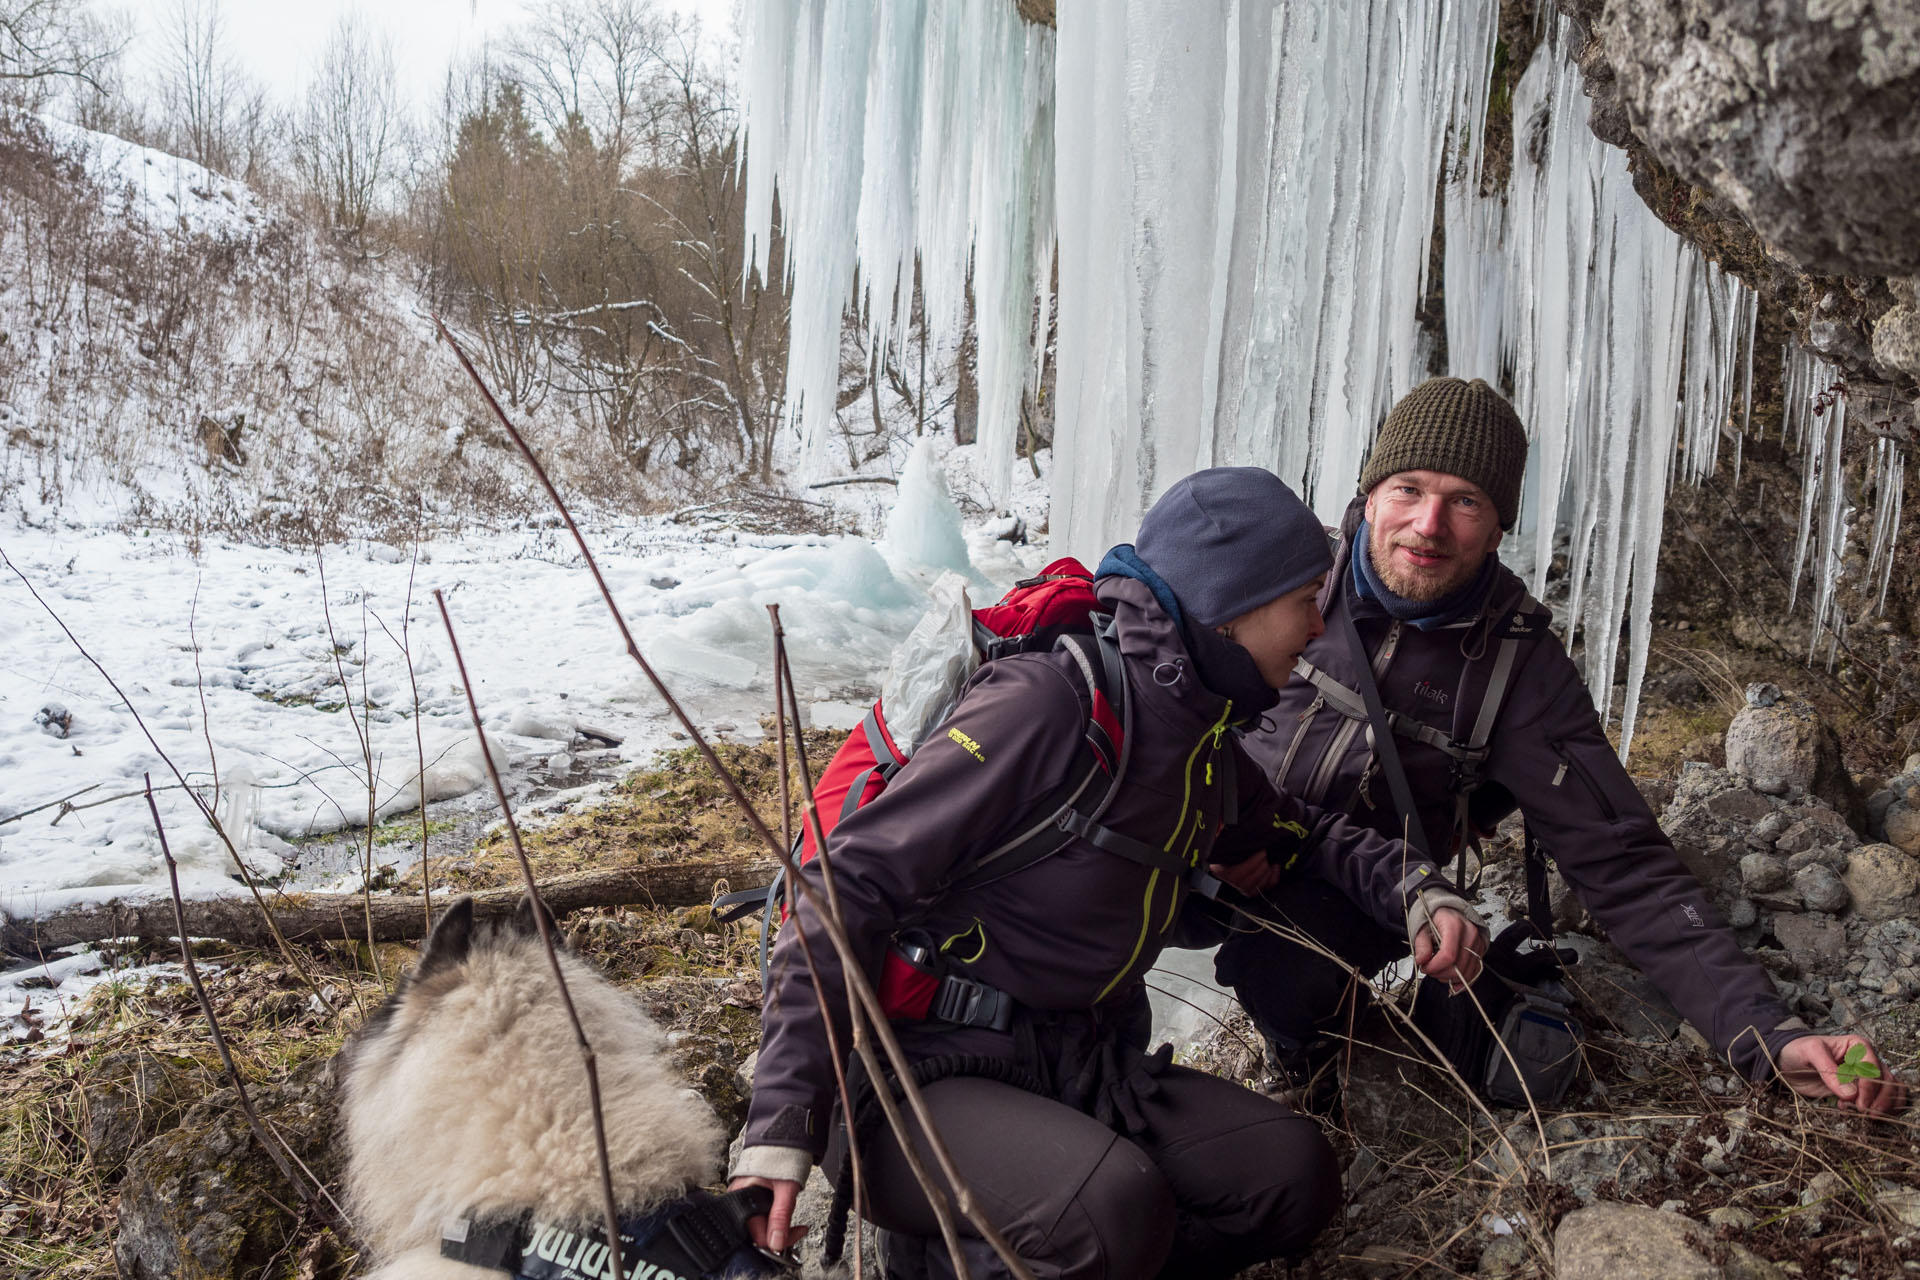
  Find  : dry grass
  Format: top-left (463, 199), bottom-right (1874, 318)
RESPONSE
top-left (0, 940), bottom-right (383, 1279)
top-left (0, 895), bottom-right (778, 1280)
top-left (413, 728), bottom-right (845, 893)
top-left (1194, 961), bottom-right (1920, 1279)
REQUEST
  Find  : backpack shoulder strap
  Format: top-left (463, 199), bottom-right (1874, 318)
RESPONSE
top-left (944, 618), bottom-right (1183, 891)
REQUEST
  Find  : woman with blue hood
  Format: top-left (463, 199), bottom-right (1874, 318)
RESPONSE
top-left (732, 467), bottom-right (1487, 1280)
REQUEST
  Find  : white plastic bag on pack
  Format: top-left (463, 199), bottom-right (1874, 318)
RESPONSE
top-left (880, 571), bottom-right (978, 756)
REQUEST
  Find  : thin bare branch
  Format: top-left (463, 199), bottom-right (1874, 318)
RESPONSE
top-left (436, 322), bottom-right (1031, 1280)
top-left (145, 775), bottom-right (336, 1226)
top-left (433, 590), bottom-right (627, 1280)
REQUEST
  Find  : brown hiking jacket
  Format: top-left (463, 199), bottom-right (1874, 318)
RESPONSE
top-left (741, 575), bottom-right (1448, 1161)
top-left (1239, 499), bottom-right (1808, 1082)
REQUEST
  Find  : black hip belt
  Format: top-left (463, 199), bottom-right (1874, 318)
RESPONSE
top-left (881, 940), bottom-right (1016, 1032)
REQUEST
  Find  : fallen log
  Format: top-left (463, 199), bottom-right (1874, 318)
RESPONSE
top-left (2, 859), bottom-right (776, 955)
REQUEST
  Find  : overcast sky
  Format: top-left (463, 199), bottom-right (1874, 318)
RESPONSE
top-left (123, 0), bottom-right (738, 114)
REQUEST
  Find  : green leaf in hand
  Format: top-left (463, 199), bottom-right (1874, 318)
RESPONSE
top-left (1835, 1043), bottom-right (1882, 1085)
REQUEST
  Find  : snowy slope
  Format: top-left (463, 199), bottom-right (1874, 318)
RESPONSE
top-left (34, 113), bottom-right (268, 241)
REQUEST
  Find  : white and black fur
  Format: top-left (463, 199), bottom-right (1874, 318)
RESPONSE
top-left (336, 897), bottom-right (725, 1279)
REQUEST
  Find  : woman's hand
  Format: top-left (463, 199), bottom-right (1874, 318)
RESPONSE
top-left (728, 1176), bottom-right (808, 1252)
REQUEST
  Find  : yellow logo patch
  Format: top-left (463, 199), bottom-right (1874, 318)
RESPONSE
top-left (1272, 816), bottom-right (1308, 838)
top-left (947, 727), bottom-right (987, 762)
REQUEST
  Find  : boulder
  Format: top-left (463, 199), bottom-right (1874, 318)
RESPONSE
top-left (1554, 1203), bottom-right (1716, 1279)
top-left (1792, 864), bottom-right (1850, 915)
top-left (82, 1049), bottom-right (200, 1177)
top-left (1842, 844), bottom-right (1920, 922)
top-left (1774, 808), bottom-right (1859, 856)
top-left (115, 1060), bottom-right (339, 1280)
top-left (1704, 788), bottom-right (1775, 825)
top-left (1869, 788), bottom-right (1896, 840)
top-left (1746, 809), bottom-right (1790, 848)
top-left (1739, 852), bottom-right (1790, 895)
top-left (1772, 913), bottom-right (1849, 970)
top-left (1885, 799), bottom-right (1920, 858)
top-left (1722, 694), bottom-right (1864, 826)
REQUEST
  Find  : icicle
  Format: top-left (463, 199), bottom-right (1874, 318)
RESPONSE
top-left (740, 0), bottom-right (1055, 489)
top-left (1785, 348), bottom-right (1837, 612)
top-left (1446, 18), bottom-right (1754, 757)
top-left (1866, 438), bottom-right (1905, 617)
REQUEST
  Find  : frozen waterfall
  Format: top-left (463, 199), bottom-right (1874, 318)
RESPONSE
top-left (741, 2), bottom-right (1775, 759)
top-left (740, 0), bottom-right (1054, 500)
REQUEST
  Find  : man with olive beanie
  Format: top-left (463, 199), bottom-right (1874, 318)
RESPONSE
top-left (732, 466), bottom-right (1489, 1280)
top-left (1204, 377), bottom-right (1903, 1117)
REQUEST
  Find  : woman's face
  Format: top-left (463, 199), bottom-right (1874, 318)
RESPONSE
top-left (1222, 577), bottom-right (1327, 689)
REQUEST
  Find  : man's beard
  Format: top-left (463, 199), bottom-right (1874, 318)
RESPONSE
top-left (1369, 524), bottom-right (1482, 602)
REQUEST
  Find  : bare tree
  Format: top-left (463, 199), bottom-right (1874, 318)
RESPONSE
top-left (0, 0), bottom-right (122, 108)
top-left (507, 0), bottom-right (667, 174)
top-left (153, 0), bottom-right (250, 174)
top-left (293, 13), bottom-right (401, 238)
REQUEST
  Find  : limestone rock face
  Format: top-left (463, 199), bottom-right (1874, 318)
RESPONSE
top-left (1874, 304), bottom-right (1920, 381)
top-left (1843, 844), bottom-right (1920, 922)
top-left (1580, 0), bottom-right (1920, 277)
top-left (1723, 694), bottom-right (1864, 826)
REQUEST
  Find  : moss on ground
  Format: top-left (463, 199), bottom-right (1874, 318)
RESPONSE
top-left (416, 728), bottom-right (845, 892)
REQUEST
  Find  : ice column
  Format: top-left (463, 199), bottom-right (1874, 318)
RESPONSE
top-left (1055, 0), bottom-right (1502, 550)
top-left (1784, 350), bottom-right (1852, 664)
top-left (1443, 23), bottom-right (1756, 757)
top-left (739, 0), bottom-right (1054, 499)
top-left (1866, 438), bottom-right (1905, 618)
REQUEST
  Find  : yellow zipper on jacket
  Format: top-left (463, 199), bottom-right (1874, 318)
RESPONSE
top-left (1095, 698), bottom-right (1233, 1003)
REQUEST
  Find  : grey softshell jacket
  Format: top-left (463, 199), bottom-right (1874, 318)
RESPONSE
top-left (741, 576), bottom-right (1447, 1161)
top-left (1239, 499), bottom-right (1808, 1081)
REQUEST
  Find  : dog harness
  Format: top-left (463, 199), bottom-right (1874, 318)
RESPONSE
top-left (440, 1186), bottom-right (792, 1280)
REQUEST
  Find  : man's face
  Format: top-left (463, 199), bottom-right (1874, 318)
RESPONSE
top-left (1364, 469), bottom-right (1504, 601)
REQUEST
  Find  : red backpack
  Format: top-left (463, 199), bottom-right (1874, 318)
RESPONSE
top-left (716, 558), bottom-right (1133, 1009)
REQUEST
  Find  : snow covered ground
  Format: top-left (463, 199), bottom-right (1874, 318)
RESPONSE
top-left (0, 440), bottom-right (1048, 923)
top-left (34, 113), bottom-right (268, 241)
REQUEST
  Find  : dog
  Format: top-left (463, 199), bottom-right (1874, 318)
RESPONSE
top-left (335, 897), bottom-right (737, 1280)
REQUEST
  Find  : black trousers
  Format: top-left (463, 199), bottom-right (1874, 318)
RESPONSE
top-left (858, 1069), bottom-right (1339, 1280)
top-left (1210, 879), bottom-right (1408, 1053)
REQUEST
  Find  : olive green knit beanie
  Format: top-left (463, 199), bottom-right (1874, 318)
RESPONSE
top-left (1358, 377), bottom-right (1529, 530)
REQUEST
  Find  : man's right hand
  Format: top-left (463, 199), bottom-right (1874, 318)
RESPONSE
top-left (1777, 1035), bottom-right (1907, 1115)
top-left (729, 1176), bottom-right (807, 1252)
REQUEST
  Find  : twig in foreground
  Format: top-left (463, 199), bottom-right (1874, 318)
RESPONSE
top-left (436, 318), bottom-right (1033, 1280)
top-left (433, 590), bottom-right (626, 1280)
top-left (145, 775), bottom-right (336, 1228)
